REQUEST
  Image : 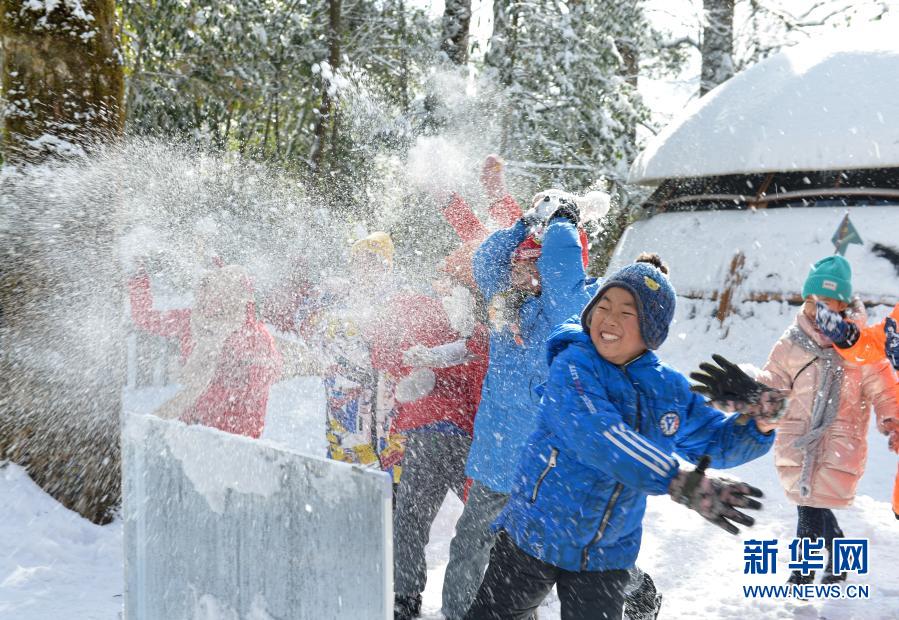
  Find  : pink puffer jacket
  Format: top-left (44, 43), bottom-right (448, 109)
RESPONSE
top-left (757, 311), bottom-right (898, 508)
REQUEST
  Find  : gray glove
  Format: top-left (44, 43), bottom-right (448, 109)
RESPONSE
top-left (668, 456), bottom-right (763, 535)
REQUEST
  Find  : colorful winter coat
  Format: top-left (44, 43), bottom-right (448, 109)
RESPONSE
top-left (297, 283), bottom-right (398, 469)
top-left (466, 217), bottom-right (598, 494)
top-left (822, 303), bottom-right (899, 515)
top-left (128, 270), bottom-right (282, 439)
top-left (836, 303), bottom-right (899, 366)
top-left (368, 293), bottom-right (488, 436)
top-left (756, 311), bottom-right (898, 508)
top-left (494, 321), bottom-right (773, 572)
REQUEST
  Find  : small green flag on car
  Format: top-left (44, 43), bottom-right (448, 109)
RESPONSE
top-left (831, 213), bottom-right (863, 256)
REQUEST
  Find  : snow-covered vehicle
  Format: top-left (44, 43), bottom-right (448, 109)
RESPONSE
top-left (613, 28), bottom-right (899, 323)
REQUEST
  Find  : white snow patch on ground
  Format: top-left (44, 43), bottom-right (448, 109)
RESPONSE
top-left (1, 299), bottom-right (897, 619)
top-left (0, 463), bottom-right (123, 619)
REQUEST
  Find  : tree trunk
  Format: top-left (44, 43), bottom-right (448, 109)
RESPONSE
top-left (615, 36), bottom-right (639, 146)
top-left (1, 0), bottom-right (124, 162)
top-left (0, 0), bottom-right (125, 524)
top-left (397, 0), bottom-right (410, 112)
top-left (311, 0), bottom-right (342, 169)
top-left (486, 0), bottom-right (517, 152)
top-left (485, 0), bottom-right (514, 84)
top-left (440, 0), bottom-right (472, 65)
top-left (700, 0), bottom-right (735, 95)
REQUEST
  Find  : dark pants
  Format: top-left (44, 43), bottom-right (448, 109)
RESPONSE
top-left (464, 530), bottom-right (629, 620)
top-left (441, 481), bottom-right (510, 619)
top-left (393, 431), bottom-right (470, 597)
top-left (796, 506), bottom-right (844, 571)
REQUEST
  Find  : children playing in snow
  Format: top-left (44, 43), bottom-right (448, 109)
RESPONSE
top-left (463, 254), bottom-right (773, 620)
top-left (128, 263), bottom-right (283, 438)
top-left (693, 255), bottom-right (899, 585)
top-left (390, 190), bottom-right (502, 620)
top-left (301, 232), bottom-right (405, 478)
top-left (440, 165), bottom-right (601, 620)
top-left (814, 299), bottom-right (899, 519)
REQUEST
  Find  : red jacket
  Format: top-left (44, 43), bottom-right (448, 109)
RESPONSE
top-left (369, 293), bottom-right (487, 435)
top-left (129, 272), bottom-right (282, 439)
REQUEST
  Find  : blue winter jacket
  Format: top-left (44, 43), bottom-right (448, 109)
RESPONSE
top-left (466, 218), bottom-right (598, 493)
top-left (494, 321), bottom-right (775, 572)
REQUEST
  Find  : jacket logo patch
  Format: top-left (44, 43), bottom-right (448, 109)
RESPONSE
top-left (822, 280), bottom-right (837, 291)
top-left (644, 276), bottom-right (660, 291)
top-left (659, 412), bottom-right (680, 436)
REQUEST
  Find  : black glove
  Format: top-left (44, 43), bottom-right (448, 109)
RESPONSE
top-left (550, 197), bottom-right (580, 225)
top-left (690, 354), bottom-right (786, 421)
top-left (815, 302), bottom-right (859, 348)
top-left (668, 455), bottom-right (763, 535)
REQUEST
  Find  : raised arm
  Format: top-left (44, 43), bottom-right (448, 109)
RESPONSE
top-left (443, 192), bottom-right (488, 242)
top-left (536, 218), bottom-right (587, 325)
top-left (472, 219), bottom-right (528, 301)
top-left (479, 153), bottom-right (523, 228)
top-left (128, 268), bottom-right (191, 342)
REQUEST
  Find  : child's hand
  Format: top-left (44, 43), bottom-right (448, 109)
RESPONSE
top-left (884, 317), bottom-right (899, 370)
top-left (480, 154), bottom-right (507, 201)
top-left (815, 302), bottom-right (859, 348)
top-left (690, 354), bottom-right (787, 422)
top-left (668, 458), bottom-right (764, 535)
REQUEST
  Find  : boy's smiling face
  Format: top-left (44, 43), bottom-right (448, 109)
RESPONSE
top-left (588, 286), bottom-right (647, 365)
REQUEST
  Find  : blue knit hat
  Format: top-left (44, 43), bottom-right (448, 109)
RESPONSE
top-left (580, 262), bottom-right (677, 350)
top-left (802, 255), bottom-right (852, 303)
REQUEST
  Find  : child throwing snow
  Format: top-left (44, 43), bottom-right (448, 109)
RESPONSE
top-left (693, 255), bottom-right (899, 585)
top-left (129, 264), bottom-right (282, 438)
top-left (440, 189), bottom-right (598, 620)
top-left (814, 300), bottom-right (899, 519)
top-left (464, 255), bottom-right (773, 620)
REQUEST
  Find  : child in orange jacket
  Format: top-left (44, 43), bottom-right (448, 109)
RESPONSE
top-left (816, 302), bottom-right (899, 518)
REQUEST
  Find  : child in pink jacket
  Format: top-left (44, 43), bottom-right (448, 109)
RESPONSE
top-left (692, 256), bottom-right (898, 585)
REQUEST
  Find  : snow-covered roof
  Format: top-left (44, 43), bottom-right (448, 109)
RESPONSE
top-left (629, 27), bottom-right (899, 185)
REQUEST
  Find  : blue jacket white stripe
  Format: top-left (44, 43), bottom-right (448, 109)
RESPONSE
top-left (494, 321), bottom-right (775, 572)
top-left (466, 218), bottom-right (598, 494)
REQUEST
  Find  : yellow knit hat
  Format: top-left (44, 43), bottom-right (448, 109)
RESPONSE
top-left (351, 231), bottom-right (394, 266)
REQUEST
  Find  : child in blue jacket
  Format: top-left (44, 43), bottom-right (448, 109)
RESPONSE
top-left (441, 194), bottom-right (599, 620)
top-left (464, 255), bottom-right (775, 620)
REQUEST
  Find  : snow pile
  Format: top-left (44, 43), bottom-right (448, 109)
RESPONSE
top-left (630, 24), bottom-right (899, 183)
top-left (609, 206), bottom-right (899, 302)
top-left (0, 462), bottom-right (122, 619)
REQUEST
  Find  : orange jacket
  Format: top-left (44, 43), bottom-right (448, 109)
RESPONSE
top-left (837, 303), bottom-right (899, 365)
top-left (894, 463), bottom-right (899, 518)
top-left (832, 304), bottom-right (899, 517)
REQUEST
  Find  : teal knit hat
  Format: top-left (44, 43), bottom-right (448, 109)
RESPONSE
top-left (802, 255), bottom-right (852, 302)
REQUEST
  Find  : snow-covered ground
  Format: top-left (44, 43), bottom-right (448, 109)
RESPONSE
top-left (0, 464), bottom-right (123, 620)
top-left (1, 300), bottom-right (897, 619)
